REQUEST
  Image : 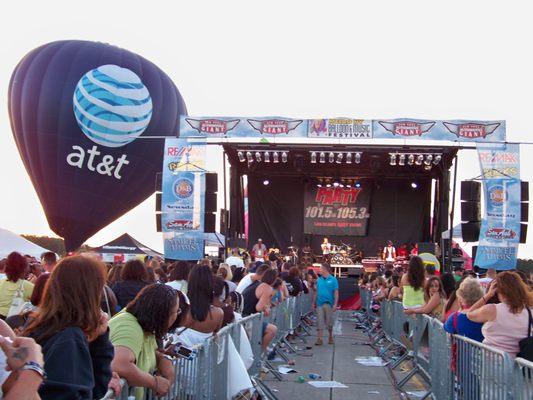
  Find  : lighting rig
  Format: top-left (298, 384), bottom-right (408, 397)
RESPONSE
top-left (309, 151), bottom-right (362, 164)
top-left (237, 150), bottom-right (289, 164)
top-left (389, 152), bottom-right (442, 170)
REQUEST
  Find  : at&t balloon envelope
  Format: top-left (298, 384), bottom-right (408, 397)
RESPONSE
top-left (8, 40), bottom-right (186, 251)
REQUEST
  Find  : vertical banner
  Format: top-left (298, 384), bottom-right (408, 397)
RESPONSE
top-left (162, 138), bottom-right (206, 260)
top-left (243, 175), bottom-right (249, 244)
top-left (475, 144), bottom-right (521, 270)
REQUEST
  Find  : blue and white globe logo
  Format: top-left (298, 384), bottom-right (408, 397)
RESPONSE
top-left (73, 64), bottom-right (152, 148)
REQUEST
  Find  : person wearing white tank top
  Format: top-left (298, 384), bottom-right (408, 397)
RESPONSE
top-left (467, 271), bottom-right (532, 357)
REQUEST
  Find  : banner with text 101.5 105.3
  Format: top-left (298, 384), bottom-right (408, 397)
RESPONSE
top-left (162, 138), bottom-right (206, 260)
top-left (303, 185), bottom-right (371, 236)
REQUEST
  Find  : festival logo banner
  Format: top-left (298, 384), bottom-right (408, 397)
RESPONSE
top-left (373, 119), bottom-right (506, 142)
top-left (179, 116), bottom-right (307, 138)
top-left (475, 144), bottom-right (521, 270)
top-left (308, 119), bottom-right (373, 139)
top-left (303, 185), bottom-right (371, 236)
top-left (162, 138), bottom-right (206, 260)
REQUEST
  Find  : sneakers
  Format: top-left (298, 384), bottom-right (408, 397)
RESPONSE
top-left (328, 337), bottom-right (334, 345)
top-left (315, 338), bottom-right (323, 346)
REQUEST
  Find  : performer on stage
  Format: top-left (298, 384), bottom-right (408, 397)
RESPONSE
top-left (251, 238), bottom-right (268, 262)
top-left (382, 240), bottom-right (397, 262)
top-left (321, 238), bottom-right (332, 256)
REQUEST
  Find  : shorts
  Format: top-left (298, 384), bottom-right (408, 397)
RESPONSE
top-left (316, 303), bottom-right (333, 330)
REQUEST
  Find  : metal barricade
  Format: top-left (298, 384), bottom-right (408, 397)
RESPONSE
top-left (452, 334), bottom-right (513, 400)
top-left (428, 318), bottom-right (452, 400)
top-left (513, 357), bottom-right (533, 400)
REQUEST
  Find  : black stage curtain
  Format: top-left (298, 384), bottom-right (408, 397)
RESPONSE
top-left (248, 176), bottom-right (431, 256)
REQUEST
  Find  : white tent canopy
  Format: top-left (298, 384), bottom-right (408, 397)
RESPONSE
top-left (0, 228), bottom-right (53, 259)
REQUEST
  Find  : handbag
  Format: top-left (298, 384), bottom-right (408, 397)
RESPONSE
top-left (517, 307), bottom-right (533, 361)
top-left (6, 280), bottom-right (29, 318)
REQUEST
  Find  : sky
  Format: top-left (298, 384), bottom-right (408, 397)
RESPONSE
top-left (0, 0), bottom-right (532, 257)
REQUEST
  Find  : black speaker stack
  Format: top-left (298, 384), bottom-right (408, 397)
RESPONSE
top-left (460, 181), bottom-right (481, 242)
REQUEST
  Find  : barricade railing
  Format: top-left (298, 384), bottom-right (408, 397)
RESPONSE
top-left (357, 288), bottom-right (530, 400)
top-left (101, 292), bottom-right (314, 400)
top-left (512, 357), bottom-right (533, 400)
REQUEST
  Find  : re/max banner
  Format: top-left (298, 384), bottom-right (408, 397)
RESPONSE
top-left (162, 138), bottom-right (206, 260)
top-left (475, 144), bottom-right (521, 270)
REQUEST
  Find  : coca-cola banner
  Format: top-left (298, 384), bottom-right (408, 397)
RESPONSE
top-left (303, 185), bottom-right (371, 236)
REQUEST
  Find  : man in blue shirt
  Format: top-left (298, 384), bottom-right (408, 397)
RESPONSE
top-left (313, 264), bottom-right (339, 345)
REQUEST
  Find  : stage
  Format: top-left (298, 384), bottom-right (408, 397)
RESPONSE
top-left (225, 141), bottom-right (457, 260)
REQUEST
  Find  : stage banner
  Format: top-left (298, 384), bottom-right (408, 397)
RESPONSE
top-left (303, 185), bottom-right (371, 236)
top-left (179, 116), bottom-right (308, 138)
top-left (308, 118), bottom-right (373, 139)
top-left (373, 118), bottom-right (506, 142)
top-left (178, 115), bottom-right (506, 143)
top-left (162, 138), bottom-right (206, 260)
top-left (475, 144), bottom-right (521, 270)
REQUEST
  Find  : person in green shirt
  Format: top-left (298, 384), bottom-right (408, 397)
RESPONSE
top-left (109, 284), bottom-right (180, 399)
top-left (0, 252), bottom-right (34, 318)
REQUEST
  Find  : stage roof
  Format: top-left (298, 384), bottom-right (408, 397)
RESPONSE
top-left (222, 141), bottom-right (459, 180)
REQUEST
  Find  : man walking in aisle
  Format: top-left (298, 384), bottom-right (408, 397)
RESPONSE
top-left (313, 263), bottom-right (339, 345)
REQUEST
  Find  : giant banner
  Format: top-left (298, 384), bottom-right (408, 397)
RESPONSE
top-left (162, 138), bottom-right (206, 260)
top-left (475, 144), bottom-right (521, 270)
top-left (179, 115), bottom-right (506, 143)
top-left (303, 185), bottom-right (371, 236)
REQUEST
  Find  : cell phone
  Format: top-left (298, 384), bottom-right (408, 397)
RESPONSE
top-left (175, 345), bottom-right (194, 359)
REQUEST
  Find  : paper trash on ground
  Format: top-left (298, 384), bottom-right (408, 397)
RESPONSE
top-left (308, 381), bottom-right (348, 388)
top-left (278, 365), bottom-right (297, 374)
top-left (354, 356), bottom-right (387, 366)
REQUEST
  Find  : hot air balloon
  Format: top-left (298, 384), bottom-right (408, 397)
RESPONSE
top-left (8, 40), bottom-right (186, 251)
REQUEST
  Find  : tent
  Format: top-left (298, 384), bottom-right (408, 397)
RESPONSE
top-left (92, 233), bottom-right (163, 263)
top-left (0, 228), bottom-right (54, 259)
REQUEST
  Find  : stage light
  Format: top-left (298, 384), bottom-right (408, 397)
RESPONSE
top-left (329, 152), bottom-right (335, 163)
top-left (424, 154), bottom-right (433, 166)
top-left (310, 152), bottom-right (317, 163)
top-left (408, 154), bottom-right (415, 165)
top-left (264, 152), bottom-right (270, 163)
top-left (255, 152), bottom-right (262, 162)
top-left (333, 181), bottom-right (340, 187)
top-left (317, 178), bottom-right (323, 187)
top-left (319, 152), bottom-right (326, 163)
top-left (389, 153), bottom-right (397, 166)
top-left (238, 151), bottom-right (245, 163)
top-left (346, 153), bottom-right (353, 164)
top-left (433, 154), bottom-right (442, 165)
top-left (246, 151), bottom-right (253, 163)
top-left (399, 154), bottom-right (406, 166)
top-left (410, 181), bottom-right (418, 189)
top-left (424, 164), bottom-right (432, 171)
top-left (263, 179), bottom-right (270, 186)
top-left (336, 153), bottom-right (343, 164)
top-left (345, 179), bottom-right (352, 188)
top-left (273, 152), bottom-right (279, 163)
top-left (281, 152), bottom-right (288, 163)
top-left (415, 154), bottom-right (424, 165)
top-left (354, 152), bottom-right (361, 164)
top-left (355, 181), bottom-right (361, 188)
top-left (325, 178), bottom-right (332, 188)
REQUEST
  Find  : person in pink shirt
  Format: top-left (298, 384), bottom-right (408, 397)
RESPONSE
top-left (467, 271), bottom-right (533, 357)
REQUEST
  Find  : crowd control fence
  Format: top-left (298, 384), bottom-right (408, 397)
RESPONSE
top-left (100, 292), bottom-right (314, 400)
top-left (357, 288), bottom-right (533, 400)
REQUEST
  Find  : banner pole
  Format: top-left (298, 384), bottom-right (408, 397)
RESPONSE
top-left (448, 155), bottom-right (459, 273)
top-left (223, 150), bottom-right (229, 254)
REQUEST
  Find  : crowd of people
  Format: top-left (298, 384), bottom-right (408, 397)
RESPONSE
top-left (0, 248), bottom-right (324, 399)
top-left (361, 256), bottom-right (533, 358)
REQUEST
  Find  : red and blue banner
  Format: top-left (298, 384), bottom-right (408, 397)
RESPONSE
top-left (475, 144), bottom-right (521, 270)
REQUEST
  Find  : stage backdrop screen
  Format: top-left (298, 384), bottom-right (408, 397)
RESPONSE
top-left (303, 185), bottom-right (371, 236)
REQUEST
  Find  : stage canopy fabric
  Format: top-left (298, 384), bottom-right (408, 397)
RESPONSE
top-left (92, 233), bottom-right (163, 260)
top-left (0, 228), bottom-right (54, 259)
